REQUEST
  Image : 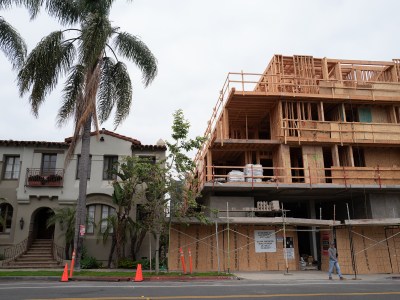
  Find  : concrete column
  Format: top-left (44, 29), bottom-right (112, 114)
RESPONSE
top-left (309, 199), bottom-right (318, 262)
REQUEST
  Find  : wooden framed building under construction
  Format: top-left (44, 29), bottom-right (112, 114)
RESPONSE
top-left (168, 55), bottom-right (400, 275)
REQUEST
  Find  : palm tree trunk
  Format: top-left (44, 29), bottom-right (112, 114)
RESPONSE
top-left (65, 242), bottom-right (70, 260)
top-left (108, 235), bottom-right (116, 268)
top-left (73, 115), bottom-right (91, 270)
top-left (155, 232), bottom-right (160, 274)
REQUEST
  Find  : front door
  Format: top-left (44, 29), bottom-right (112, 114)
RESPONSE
top-left (34, 208), bottom-right (55, 239)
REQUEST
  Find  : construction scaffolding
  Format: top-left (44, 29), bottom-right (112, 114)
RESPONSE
top-left (174, 54), bottom-right (400, 275)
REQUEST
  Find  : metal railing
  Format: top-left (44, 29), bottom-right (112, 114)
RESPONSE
top-left (25, 168), bottom-right (64, 187)
top-left (2, 236), bottom-right (33, 265)
top-left (52, 242), bottom-right (65, 264)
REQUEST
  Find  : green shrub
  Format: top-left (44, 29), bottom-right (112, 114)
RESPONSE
top-left (118, 258), bottom-right (135, 269)
top-left (80, 256), bottom-right (102, 269)
top-left (117, 258), bottom-right (155, 270)
top-left (80, 246), bottom-right (102, 269)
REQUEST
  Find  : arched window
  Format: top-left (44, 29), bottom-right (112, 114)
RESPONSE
top-left (101, 205), bottom-right (116, 234)
top-left (86, 205), bottom-right (96, 234)
top-left (0, 203), bottom-right (13, 233)
top-left (85, 204), bottom-right (116, 234)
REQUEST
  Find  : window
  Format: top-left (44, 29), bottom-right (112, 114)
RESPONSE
top-left (138, 155), bottom-right (156, 164)
top-left (86, 205), bottom-right (95, 234)
top-left (103, 156), bottom-right (118, 180)
top-left (76, 155), bottom-right (92, 179)
top-left (3, 156), bottom-right (20, 179)
top-left (41, 154), bottom-right (57, 175)
top-left (101, 205), bottom-right (116, 233)
top-left (353, 147), bottom-right (366, 167)
top-left (358, 107), bottom-right (372, 123)
top-left (0, 203), bottom-right (13, 233)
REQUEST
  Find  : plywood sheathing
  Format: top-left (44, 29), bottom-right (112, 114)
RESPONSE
top-left (168, 224), bottom-right (298, 272)
top-left (322, 226), bottom-right (399, 275)
top-left (275, 144), bottom-right (291, 182)
top-left (302, 146), bottom-right (325, 183)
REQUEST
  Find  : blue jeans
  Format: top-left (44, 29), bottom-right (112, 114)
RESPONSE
top-left (328, 260), bottom-right (342, 278)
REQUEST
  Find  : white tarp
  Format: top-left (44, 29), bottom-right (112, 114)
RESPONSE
top-left (254, 230), bottom-right (276, 253)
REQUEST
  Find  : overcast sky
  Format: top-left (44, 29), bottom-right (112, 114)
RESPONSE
top-left (1, 0), bottom-right (399, 148)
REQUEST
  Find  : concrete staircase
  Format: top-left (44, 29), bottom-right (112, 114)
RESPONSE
top-left (4, 239), bottom-right (62, 268)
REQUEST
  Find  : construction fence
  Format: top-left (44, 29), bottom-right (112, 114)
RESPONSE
top-left (168, 223), bottom-right (400, 274)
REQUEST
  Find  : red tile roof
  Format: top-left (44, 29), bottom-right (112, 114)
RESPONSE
top-left (0, 140), bottom-right (69, 147)
top-left (1, 129), bottom-right (164, 150)
top-left (64, 128), bottom-right (141, 145)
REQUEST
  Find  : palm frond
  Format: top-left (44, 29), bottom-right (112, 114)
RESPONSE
top-left (113, 31), bottom-right (157, 87)
top-left (97, 56), bottom-right (116, 124)
top-left (20, 0), bottom-right (43, 20)
top-left (0, 1), bottom-right (43, 19)
top-left (0, 17), bottom-right (27, 69)
top-left (111, 61), bottom-right (132, 128)
top-left (78, 0), bottom-right (114, 17)
top-left (17, 30), bottom-right (75, 116)
top-left (57, 64), bottom-right (85, 126)
top-left (44, 0), bottom-right (80, 25)
top-left (79, 13), bottom-right (112, 68)
top-left (0, 0), bottom-right (14, 9)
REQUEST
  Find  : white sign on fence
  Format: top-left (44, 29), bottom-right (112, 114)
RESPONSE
top-left (254, 230), bottom-right (276, 253)
top-left (284, 248), bottom-right (295, 260)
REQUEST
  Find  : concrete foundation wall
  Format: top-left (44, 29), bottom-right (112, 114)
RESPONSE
top-left (369, 193), bottom-right (400, 218)
top-left (205, 196), bottom-right (254, 217)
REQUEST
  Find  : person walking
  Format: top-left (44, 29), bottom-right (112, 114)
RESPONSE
top-left (328, 241), bottom-right (344, 280)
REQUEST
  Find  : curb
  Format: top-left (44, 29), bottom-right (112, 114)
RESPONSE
top-left (69, 276), bottom-right (237, 282)
top-left (0, 276), bottom-right (237, 282)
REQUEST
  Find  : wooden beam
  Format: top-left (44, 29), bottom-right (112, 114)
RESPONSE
top-left (206, 150), bottom-right (213, 182)
top-left (322, 57), bottom-right (329, 79)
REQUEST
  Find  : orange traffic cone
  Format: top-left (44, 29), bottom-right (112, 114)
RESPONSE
top-left (60, 263), bottom-right (69, 282)
top-left (134, 263), bottom-right (143, 282)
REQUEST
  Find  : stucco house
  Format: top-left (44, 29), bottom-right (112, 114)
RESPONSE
top-left (0, 128), bottom-right (166, 267)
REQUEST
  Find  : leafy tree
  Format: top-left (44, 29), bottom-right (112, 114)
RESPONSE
top-left (46, 207), bottom-right (76, 259)
top-left (100, 156), bottom-right (153, 267)
top-left (166, 109), bottom-right (207, 220)
top-left (12, 0), bottom-right (157, 269)
top-left (112, 110), bottom-right (206, 274)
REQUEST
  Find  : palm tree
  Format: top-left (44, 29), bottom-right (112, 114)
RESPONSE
top-left (0, 5), bottom-right (27, 69)
top-left (46, 207), bottom-right (76, 259)
top-left (15, 0), bottom-right (158, 269)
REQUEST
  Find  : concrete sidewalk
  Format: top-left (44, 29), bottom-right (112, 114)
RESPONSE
top-left (234, 270), bottom-right (400, 281)
top-left (1, 268), bottom-right (399, 282)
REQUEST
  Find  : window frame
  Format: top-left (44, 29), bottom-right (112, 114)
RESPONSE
top-left (103, 155), bottom-right (118, 180)
top-left (86, 205), bottom-right (95, 234)
top-left (41, 153), bottom-right (57, 176)
top-left (3, 155), bottom-right (20, 180)
top-left (137, 155), bottom-right (157, 164)
top-left (0, 203), bottom-right (13, 234)
top-left (100, 205), bottom-right (116, 233)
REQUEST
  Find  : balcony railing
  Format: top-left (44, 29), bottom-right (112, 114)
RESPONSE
top-left (25, 168), bottom-right (64, 187)
top-left (197, 165), bottom-right (400, 191)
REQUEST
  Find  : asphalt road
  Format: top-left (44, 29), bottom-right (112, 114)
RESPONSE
top-left (1, 279), bottom-right (400, 300)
